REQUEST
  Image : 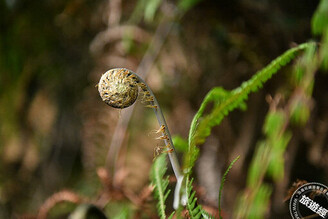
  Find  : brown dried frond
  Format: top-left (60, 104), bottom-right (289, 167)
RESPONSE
top-left (37, 190), bottom-right (83, 219)
top-left (284, 179), bottom-right (308, 201)
top-left (97, 167), bottom-right (112, 189)
top-left (90, 25), bottom-right (151, 55)
top-left (139, 185), bottom-right (154, 202)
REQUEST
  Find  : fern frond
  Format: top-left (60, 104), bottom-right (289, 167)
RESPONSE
top-left (196, 42), bottom-right (313, 145)
top-left (150, 154), bottom-right (173, 219)
top-left (312, 0), bottom-right (328, 35)
top-left (185, 87), bottom-right (229, 172)
top-left (168, 212), bottom-right (175, 219)
top-left (185, 177), bottom-right (203, 219)
top-left (218, 155), bottom-right (240, 219)
top-left (312, 0), bottom-right (328, 70)
top-left (185, 42), bottom-right (314, 170)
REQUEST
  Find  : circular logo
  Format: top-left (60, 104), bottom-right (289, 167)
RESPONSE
top-left (289, 182), bottom-right (328, 219)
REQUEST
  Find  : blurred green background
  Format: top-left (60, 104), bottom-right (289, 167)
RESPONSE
top-left (0, 0), bottom-right (327, 218)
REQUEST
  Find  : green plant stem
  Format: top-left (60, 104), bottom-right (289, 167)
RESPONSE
top-left (132, 72), bottom-right (185, 209)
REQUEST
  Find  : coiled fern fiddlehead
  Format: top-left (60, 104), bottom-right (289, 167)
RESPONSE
top-left (98, 68), bottom-right (185, 209)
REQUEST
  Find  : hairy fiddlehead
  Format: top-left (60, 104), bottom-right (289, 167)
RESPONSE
top-left (98, 68), bottom-right (184, 209)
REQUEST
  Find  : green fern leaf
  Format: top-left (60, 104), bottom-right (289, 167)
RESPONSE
top-left (185, 42), bottom-right (314, 170)
top-left (218, 156), bottom-right (240, 219)
top-left (312, 0), bottom-right (328, 35)
top-left (185, 177), bottom-right (203, 219)
top-left (168, 212), bottom-right (175, 219)
top-left (185, 87), bottom-right (229, 173)
top-left (150, 154), bottom-right (173, 219)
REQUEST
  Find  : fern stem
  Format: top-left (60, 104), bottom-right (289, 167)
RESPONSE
top-left (142, 79), bottom-right (182, 178)
top-left (134, 74), bottom-right (185, 209)
top-left (98, 68), bottom-right (184, 209)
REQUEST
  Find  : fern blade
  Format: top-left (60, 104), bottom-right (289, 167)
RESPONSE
top-left (150, 154), bottom-right (170, 219)
top-left (185, 42), bottom-right (315, 170)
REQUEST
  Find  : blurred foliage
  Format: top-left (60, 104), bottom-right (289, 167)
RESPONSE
top-left (0, 0), bottom-right (98, 216)
top-left (312, 0), bottom-right (328, 71)
top-left (312, 0), bottom-right (328, 35)
top-left (234, 35), bottom-right (319, 218)
top-left (172, 135), bottom-right (188, 153)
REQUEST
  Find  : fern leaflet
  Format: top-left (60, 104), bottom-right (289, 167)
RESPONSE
top-left (218, 155), bottom-right (240, 219)
top-left (150, 154), bottom-right (173, 219)
top-left (185, 177), bottom-right (203, 219)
